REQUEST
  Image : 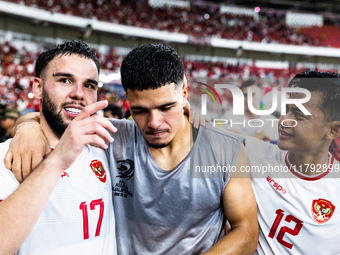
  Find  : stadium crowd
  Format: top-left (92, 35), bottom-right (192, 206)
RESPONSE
top-left (4, 0), bottom-right (330, 47)
top-left (1, 39), bottom-right (329, 118)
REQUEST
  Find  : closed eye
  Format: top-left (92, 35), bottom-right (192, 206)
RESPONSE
top-left (131, 109), bottom-right (147, 115)
top-left (159, 106), bottom-right (172, 111)
top-left (158, 102), bottom-right (176, 111)
top-left (295, 113), bottom-right (305, 119)
top-left (292, 109), bottom-right (306, 119)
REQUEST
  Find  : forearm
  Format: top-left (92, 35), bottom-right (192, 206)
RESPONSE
top-left (202, 225), bottom-right (258, 255)
top-left (10, 112), bottom-right (41, 137)
top-left (0, 154), bottom-right (61, 254)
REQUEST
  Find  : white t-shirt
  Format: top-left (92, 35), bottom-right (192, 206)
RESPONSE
top-left (0, 139), bottom-right (117, 255)
top-left (245, 137), bottom-right (340, 255)
top-left (223, 110), bottom-right (279, 142)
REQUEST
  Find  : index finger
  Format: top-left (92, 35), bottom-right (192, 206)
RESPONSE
top-left (76, 100), bottom-right (108, 120)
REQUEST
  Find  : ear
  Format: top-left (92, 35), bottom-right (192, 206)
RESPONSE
top-left (33, 77), bottom-right (43, 100)
top-left (326, 121), bottom-right (340, 140)
top-left (182, 75), bottom-right (188, 106)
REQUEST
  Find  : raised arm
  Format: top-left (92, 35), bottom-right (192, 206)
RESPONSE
top-left (202, 145), bottom-right (258, 255)
top-left (0, 101), bottom-right (116, 254)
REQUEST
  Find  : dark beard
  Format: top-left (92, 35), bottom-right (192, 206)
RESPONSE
top-left (41, 89), bottom-right (68, 137)
top-left (147, 141), bottom-right (171, 149)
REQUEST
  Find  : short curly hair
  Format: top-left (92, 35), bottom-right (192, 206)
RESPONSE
top-left (120, 43), bottom-right (184, 92)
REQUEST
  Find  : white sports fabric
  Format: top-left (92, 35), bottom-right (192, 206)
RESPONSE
top-left (0, 139), bottom-right (117, 255)
top-left (245, 137), bottom-right (340, 255)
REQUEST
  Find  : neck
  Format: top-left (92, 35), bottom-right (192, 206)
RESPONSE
top-left (40, 117), bottom-right (60, 148)
top-left (148, 115), bottom-right (191, 171)
top-left (149, 115), bottom-right (191, 154)
top-left (288, 150), bottom-right (330, 176)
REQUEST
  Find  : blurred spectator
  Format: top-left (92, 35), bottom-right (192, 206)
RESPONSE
top-left (103, 104), bottom-right (123, 119)
top-left (0, 109), bottom-right (20, 142)
top-left (0, 104), bottom-right (5, 116)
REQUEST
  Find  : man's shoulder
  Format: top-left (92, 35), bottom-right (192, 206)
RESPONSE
top-left (222, 109), bottom-right (234, 118)
top-left (0, 139), bottom-right (20, 200)
top-left (244, 136), bottom-right (285, 164)
top-left (108, 117), bottom-right (136, 127)
top-left (200, 123), bottom-right (244, 142)
top-left (0, 139), bottom-right (12, 160)
top-left (85, 144), bottom-right (108, 158)
top-left (108, 118), bottom-right (137, 138)
top-left (194, 124), bottom-right (245, 166)
top-left (0, 138), bottom-right (11, 148)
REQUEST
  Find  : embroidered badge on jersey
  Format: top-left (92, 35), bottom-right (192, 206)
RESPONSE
top-left (90, 159), bottom-right (106, 183)
top-left (61, 171), bottom-right (69, 178)
top-left (311, 198), bottom-right (336, 224)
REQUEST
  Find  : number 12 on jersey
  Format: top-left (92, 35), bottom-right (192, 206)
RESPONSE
top-left (79, 199), bottom-right (104, 240)
top-left (268, 209), bottom-right (303, 249)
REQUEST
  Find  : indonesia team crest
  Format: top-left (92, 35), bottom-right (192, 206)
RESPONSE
top-left (90, 159), bottom-right (106, 183)
top-left (311, 198), bottom-right (335, 224)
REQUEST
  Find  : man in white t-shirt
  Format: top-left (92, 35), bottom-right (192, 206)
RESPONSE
top-left (224, 79), bottom-right (278, 143)
top-left (245, 71), bottom-right (340, 254)
top-left (0, 40), bottom-right (117, 254)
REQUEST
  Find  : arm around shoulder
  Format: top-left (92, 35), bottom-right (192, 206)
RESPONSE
top-left (4, 112), bottom-right (50, 182)
top-left (10, 111), bottom-right (41, 137)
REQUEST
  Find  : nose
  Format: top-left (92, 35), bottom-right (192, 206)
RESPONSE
top-left (148, 110), bottom-right (163, 129)
top-left (69, 82), bottom-right (84, 100)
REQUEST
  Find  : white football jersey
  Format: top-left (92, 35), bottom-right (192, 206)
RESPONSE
top-left (245, 137), bottom-right (340, 255)
top-left (0, 139), bottom-right (117, 255)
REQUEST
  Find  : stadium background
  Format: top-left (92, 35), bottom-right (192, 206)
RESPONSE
top-left (1, 0), bottom-right (340, 120)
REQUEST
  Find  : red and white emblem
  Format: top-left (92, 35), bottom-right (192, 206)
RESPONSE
top-left (61, 171), bottom-right (69, 178)
top-left (311, 198), bottom-right (335, 224)
top-left (90, 159), bottom-right (106, 183)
